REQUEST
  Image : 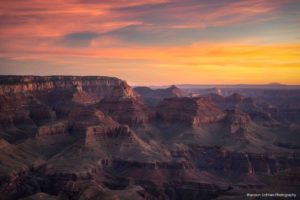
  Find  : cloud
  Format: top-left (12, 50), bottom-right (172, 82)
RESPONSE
top-left (113, 0), bottom-right (288, 29)
top-left (58, 31), bottom-right (99, 47)
top-left (1, 41), bottom-right (300, 85)
top-left (0, 0), bottom-right (299, 84)
top-left (0, 0), bottom-right (293, 39)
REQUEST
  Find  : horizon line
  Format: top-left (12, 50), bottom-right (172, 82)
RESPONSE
top-left (0, 75), bottom-right (299, 87)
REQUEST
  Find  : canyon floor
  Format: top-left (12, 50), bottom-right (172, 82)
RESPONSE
top-left (0, 76), bottom-right (299, 200)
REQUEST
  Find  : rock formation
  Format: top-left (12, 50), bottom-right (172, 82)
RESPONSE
top-left (134, 85), bottom-right (185, 106)
top-left (98, 98), bottom-right (152, 127)
top-left (205, 93), bottom-right (273, 123)
top-left (156, 97), bottom-right (225, 126)
top-left (225, 110), bottom-right (251, 134)
top-left (0, 76), bottom-right (135, 99)
top-left (36, 121), bottom-right (69, 137)
top-left (0, 76), bottom-right (299, 200)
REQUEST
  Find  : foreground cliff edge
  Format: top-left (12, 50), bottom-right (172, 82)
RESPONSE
top-left (0, 76), bottom-right (299, 200)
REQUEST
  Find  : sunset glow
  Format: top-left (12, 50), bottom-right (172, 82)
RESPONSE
top-left (0, 0), bottom-right (299, 85)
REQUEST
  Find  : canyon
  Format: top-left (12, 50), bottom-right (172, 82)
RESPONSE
top-left (0, 76), bottom-right (299, 200)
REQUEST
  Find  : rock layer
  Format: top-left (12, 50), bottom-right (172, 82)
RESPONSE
top-left (36, 121), bottom-right (69, 137)
top-left (157, 97), bottom-right (225, 126)
top-left (0, 76), bottom-right (299, 200)
top-left (0, 76), bottom-right (136, 100)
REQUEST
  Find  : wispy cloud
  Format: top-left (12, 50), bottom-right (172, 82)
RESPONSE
top-left (0, 0), bottom-right (299, 84)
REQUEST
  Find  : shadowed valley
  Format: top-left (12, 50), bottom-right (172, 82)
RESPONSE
top-left (0, 76), bottom-right (299, 200)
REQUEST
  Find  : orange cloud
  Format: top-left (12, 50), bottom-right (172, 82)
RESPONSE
top-left (1, 39), bottom-right (299, 84)
top-left (0, 0), bottom-right (299, 85)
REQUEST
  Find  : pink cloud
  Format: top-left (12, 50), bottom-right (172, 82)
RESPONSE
top-left (0, 0), bottom-right (298, 62)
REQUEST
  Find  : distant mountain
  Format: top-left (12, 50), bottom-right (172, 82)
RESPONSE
top-left (204, 93), bottom-right (274, 124)
top-left (134, 85), bottom-right (185, 105)
top-left (176, 83), bottom-right (300, 89)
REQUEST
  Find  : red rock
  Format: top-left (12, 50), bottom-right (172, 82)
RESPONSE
top-left (157, 97), bottom-right (225, 126)
top-left (0, 76), bottom-right (136, 100)
top-left (98, 98), bottom-right (152, 127)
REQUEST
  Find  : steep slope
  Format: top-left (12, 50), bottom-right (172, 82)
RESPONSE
top-left (98, 98), bottom-right (152, 127)
top-left (0, 76), bottom-right (148, 142)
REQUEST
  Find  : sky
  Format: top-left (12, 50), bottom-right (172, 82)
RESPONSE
top-left (0, 0), bottom-right (299, 85)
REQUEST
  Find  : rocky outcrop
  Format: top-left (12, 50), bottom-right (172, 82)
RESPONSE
top-left (188, 145), bottom-right (299, 175)
top-left (98, 98), bottom-right (152, 127)
top-left (0, 93), bottom-right (38, 128)
top-left (85, 124), bottom-right (133, 145)
top-left (86, 125), bottom-right (131, 138)
top-left (0, 76), bottom-right (143, 142)
top-left (0, 76), bottom-right (136, 100)
top-left (225, 110), bottom-right (251, 134)
top-left (156, 97), bottom-right (225, 126)
top-left (72, 84), bottom-right (99, 105)
top-left (134, 85), bottom-right (185, 106)
top-left (68, 107), bottom-right (118, 135)
top-left (36, 121), bottom-right (69, 137)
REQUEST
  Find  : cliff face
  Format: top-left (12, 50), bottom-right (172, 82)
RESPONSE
top-left (225, 110), bottom-right (251, 134)
top-left (0, 76), bottom-right (145, 143)
top-left (156, 97), bottom-right (225, 126)
top-left (98, 98), bottom-right (152, 127)
top-left (0, 76), bottom-right (136, 99)
top-left (36, 121), bottom-right (69, 137)
top-left (2, 145), bottom-right (298, 200)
